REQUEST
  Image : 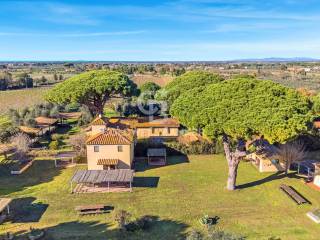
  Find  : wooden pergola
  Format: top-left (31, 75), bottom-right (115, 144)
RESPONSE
top-left (54, 151), bottom-right (78, 167)
top-left (70, 169), bottom-right (134, 193)
top-left (147, 148), bottom-right (167, 166)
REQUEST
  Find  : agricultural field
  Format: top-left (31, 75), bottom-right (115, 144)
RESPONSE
top-left (1, 155), bottom-right (319, 240)
top-left (0, 87), bottom-right (50, 113)
top-left (131, 73), bottom-right (174, 87)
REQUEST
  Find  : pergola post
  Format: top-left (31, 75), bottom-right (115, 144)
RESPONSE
top-left (7, 205), bottom-right (9, 215)
top-left (108, 181), bottom-right (110, 192)
top-left (297, 163), bottom-right (300, 174)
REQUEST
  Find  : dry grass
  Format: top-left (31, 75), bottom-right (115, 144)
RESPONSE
top-left (131, 73), bottom-right (174, 87)
top-left (0, 87), bottom-right (50, 113)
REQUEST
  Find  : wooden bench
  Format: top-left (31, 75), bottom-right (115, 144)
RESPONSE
top-left (280, 184), bottom-right (310, 205)
top-left (75, 204), bottom-right (111, 215)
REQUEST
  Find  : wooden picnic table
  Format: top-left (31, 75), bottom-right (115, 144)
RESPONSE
top-left (75, 204), bottom-right (109, 215)
top-left (280, 184), bottom-right (309, 205)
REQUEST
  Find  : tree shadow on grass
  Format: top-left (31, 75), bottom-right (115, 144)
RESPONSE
top-left (9, 197), bottom-right (48, 223)
top-left (133, 177), bottom-right (160, 188)
top-left (11, 216), bottom-right (189, 240)
top-left (135, 155), bottom-right (189, 172)
top-left (0, 159), bottom-right (62, 195)
top-left (237, 171), bottom-right (305, 190)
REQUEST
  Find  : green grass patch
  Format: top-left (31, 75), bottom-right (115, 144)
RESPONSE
top-left (0, 155), bottom-right (320, 239)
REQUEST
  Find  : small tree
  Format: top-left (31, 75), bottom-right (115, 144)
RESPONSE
top-left (69, 133), bottom-right (87, 157)
top-left (275, 141), bottom-right (307, 175)
top-left (114, 210), bottom-right (131, 231)
top-left (10, 133), bottom-right (31, 161)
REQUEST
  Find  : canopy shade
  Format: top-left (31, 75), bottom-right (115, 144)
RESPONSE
top-left (71, 169), bottom-right (134, 184)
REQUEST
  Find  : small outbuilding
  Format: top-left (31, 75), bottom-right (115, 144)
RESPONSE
top-left (147, 148), bottom-right (167, 166)
top-left (70, 169), bottom-right (134, 193)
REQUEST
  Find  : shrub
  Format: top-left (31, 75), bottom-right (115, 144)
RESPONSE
top-left (135, 215), bottom-right (153, 230)
top-left (49, 140), bottom-right (59, 150)
top-left (78, 106), bottom-right (93, 126)
top-left (199, 215), bottom-right (219, 229)
top-left (49, 106), bottom-right (60, 118)
top-left (124, 215), bottom-right (154, 232)
top-left (40, 109), bottom-right (50, 117)
top-left (51, 134), bottom-right (63, 141)
top-left (0, 115), bottom-right (18, 143)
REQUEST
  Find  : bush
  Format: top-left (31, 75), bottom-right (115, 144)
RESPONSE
top-left (135, 139), bottom-right (220, 156)
top-left (51, 134), bottom-right (63, 141)
top-left (199, 215), bottom-right (219, 229)
top-left (49, 140), bottom-right (59, 150)
top-left (124, 215), bottom-right (154, 232)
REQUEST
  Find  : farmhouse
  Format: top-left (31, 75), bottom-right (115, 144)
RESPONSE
top-left (88, 115), bottom-right (180, 139)
top-left (85, 115), bottom-right (179, 171)
top-left (86, 127), bottom-right (135, 170)
top-left (134, 117), bottom-right (179, 139)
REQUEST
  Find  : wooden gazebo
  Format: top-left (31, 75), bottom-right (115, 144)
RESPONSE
top-left (147, 148), bottom-right (167, 166)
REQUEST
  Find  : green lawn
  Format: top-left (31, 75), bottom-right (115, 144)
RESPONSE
top-left (0, 155), bottom-right (320, 240)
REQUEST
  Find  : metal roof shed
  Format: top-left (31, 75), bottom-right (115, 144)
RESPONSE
top-left (147, 148), bottom-right (167, 166)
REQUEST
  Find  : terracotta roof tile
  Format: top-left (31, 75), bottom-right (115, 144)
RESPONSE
top-left (86, 128), bottom-right (134, 145)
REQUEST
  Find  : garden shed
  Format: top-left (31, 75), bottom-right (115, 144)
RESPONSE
top-left (147, 148), bottom-right (167, 166)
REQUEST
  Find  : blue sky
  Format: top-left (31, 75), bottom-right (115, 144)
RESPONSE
top-left (0, 0), bottom-right (320, 61)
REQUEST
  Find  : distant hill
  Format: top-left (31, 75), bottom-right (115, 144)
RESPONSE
top-left (231, 57), bottom-right (320, 63)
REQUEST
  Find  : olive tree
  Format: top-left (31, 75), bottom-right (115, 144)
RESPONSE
top-left (171, 78), bottom-right (312, 190)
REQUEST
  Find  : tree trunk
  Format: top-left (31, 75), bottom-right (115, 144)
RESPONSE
top-left (227, 164), bottom-right (238, 191)
top-left (223, 134), bottom-right (243, 191)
